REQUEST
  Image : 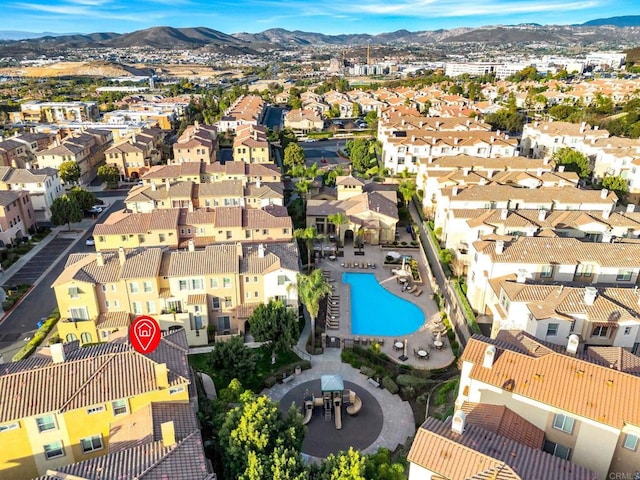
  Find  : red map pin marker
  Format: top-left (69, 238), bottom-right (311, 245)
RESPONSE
top-left (130, 315), bottom-right (161, 354)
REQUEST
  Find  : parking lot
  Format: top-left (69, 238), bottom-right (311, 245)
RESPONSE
top-left (5, 238), bottom-right (74, 286)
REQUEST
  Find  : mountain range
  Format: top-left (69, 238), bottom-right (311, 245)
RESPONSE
top-left (1, 15), bottom-right (640, 54)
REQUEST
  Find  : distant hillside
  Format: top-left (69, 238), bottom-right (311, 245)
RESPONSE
top-left (583, 16), bottom-right (640, 27)
top-left (0, 31), bottom-right (71, 40)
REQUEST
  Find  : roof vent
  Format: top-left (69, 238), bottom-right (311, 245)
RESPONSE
top-left (96, 251), bottom-right (104, 267)
top-left (483, 345), bottom-right (496, 369)
top-left (451, 410), bottom-right (466, 435)
top-left (566, 334), bottom-right (580, 355)
top-left (258, 243), bottom-right (265, 258)
top-left (500, 209), bottom-right (508, 220)
top-left (626, 203), bottom-right (635, 213)
top-left (495, 240), bottom-right (505, 255)
top-left (584, 287), bottom-right (597, 306)
top-left (516, 269), bottom-right (527, 283)
top-left (558, 165), bottom-right (565, 173)
top-left (51, 343), bottom-right (65, 364)
top-left (600, 188), bottom-right (608, 199)
top-left (538, 209), bottom-right (547, 222)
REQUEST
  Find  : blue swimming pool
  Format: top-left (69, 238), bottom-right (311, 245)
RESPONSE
top-left (343, 272), bottom-right (425, 336)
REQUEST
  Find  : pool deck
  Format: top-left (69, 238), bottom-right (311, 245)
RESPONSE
top-left (318, 240), bottom-right (455, 370)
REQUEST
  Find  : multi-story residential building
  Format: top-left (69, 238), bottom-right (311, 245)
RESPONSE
top-left (307, 176), bottom-right (398, 246)
top-left (13, 132), bottom-right (57, 154)
top-left (0, 190), bottom-right (35, 245)
top-left (444, 62), bottom-right (502, 77)
top-left (216, 95), bottom-right (265, 132)
top-left (233, 124), bottom-right (271, 164)
top-left (92, 205), bottom-right (293, 250)
top-left (456, 332), bottom-right (640, 479)
top-left (125, 179), bottom-right (283, 213)
top-left (20, 101), bottom-right (99, 123)
top-left (284, 109), bottom-right (324, 135)
top-left (0, 331), bottom-right (191, 479)
top-left (141, 161), bottom-right (281, 186)
top-left (35, 129), bottom-right (113, 186)
top-left (104, 128), bottom-right (164, 181)
top-left (378, 115), bottom-right (491, 144)
top-left (171, 124), bottom-right (219, 165)
top-left (0, 166), bottom-right (63, 222)
top-left (0, 138), bottom-right (31, 168)
top-left (486, 276), bottom-right (640, 352)
top-left (52, 242), bottom-right (299, 346)
top-left (467, 236), bottom-right (640, 313)
top-left (520, 121), bottom-right (610, 159)
top-left (103, 108), bottom-right (175, 130)
top-left (408, 404), bottom-right (596, 480)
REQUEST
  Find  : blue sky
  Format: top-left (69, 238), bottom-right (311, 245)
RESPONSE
top-left (7, 0), bottom-right (640, 35)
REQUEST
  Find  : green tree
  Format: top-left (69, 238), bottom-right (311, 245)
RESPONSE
top-left (294, 226), bottom-right (321, 272)
top-left (364, 448), bottom-right (406, 480)
top-left (208, 336), bottom-right (257, 386)
top-left (552, 147), bottom-right (591, 179)
top-left (327, 103), bottom-right (341, 119)
top-left (59, 160), bottom-right (81, 185)
top-left (67, 187), bottom-right (97, 212)
top-left (398, 178), bottom-right (417, 207)
top-left (317, 448), bottom-right (366, 480)
top-left (347, 138), bottom-right (377, 174)
top-left (284, 143), bottom-right (306, 171)
top-left (364, 110), bottom-right (378, 129)
top-left (327, 212), bottom-right (348, 248)
top-left (97, 164), bottom-right (120, 187)
top-left (439, 248), bottom-right (453, 265)
top-left (601, 175), bottom-right (628, 202)
top-left (248, 300), bottom-right (299, 353)
top-left (297, 269), bottom-right (332, 352)
top-left (351, 102), bottom-right (362, 118)
top-left (484, 108), bottom-right (524, 133)
top-left (50, 195), bottom-right (82, 231)
top-left (294, 178), bottom-right (312, 210)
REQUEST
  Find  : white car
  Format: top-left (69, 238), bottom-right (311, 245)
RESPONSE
top-left (85, 236), bottom-right (95, 246)
top-left (88, 205), bottom-right (103, 214)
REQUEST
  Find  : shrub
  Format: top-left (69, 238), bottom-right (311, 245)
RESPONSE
top-left (416, 394), bottom-right (427, 404)
top-left (360, 366), bottom-right (375, 378)
top-left (392, 241), bottom-right (398, 246)
top-left (296, 360), bottom-right (312, 371)
top-left (264, 376), bottom-right (277, 388)
top-left (382, 376), bottom-right (399, 394)
top-left (450, 341), bottom-right (460, 357)
top-left (401, 241), bottom-right (407, 246)
top-left (396, 374), bottom-right (431, 388)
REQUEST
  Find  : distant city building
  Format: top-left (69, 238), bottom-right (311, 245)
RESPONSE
top-left (20, 101), bottom-right (99, 123)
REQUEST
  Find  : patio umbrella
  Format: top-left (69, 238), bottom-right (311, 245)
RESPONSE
top-left (403, 338), bottom-right (408, 358)
top-left (392, 268), bottom-right (411, 278)
top-left (387, 251), bottom-right (401, 259)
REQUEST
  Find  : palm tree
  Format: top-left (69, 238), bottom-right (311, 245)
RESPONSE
top-left (294, 178), bottom-right (311, 209)
top-left (297, 269), bottom-right (333, 353)
top-left (294, 226), bottom-right (320, 272)
top-left (398, 178), bottom-right (417, 207)
top-left (327, 212), bottom-right (348, 249)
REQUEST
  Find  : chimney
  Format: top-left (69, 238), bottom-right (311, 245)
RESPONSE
top-left (236, 241), bottom-right (243, 258)
top-left (495, 240), bottom-right (505, 254)
top-left (463, 167), bottom-right (470, 176)
top-left (486, 169), bottom-right (494, 179)
top-left (602, 232), bottom-right (612, 243)
top-left (165, 178), bottom-right (170, 191)
top-left (50, 343), bottom-right (65, 364)
top-left (151, 182), bottom-right (156, 191)
top-left (483, 345), bottom-right (496, 369)
top-left (538, 209), bottom-right (547, 221)
top-left (558, 179), bottom-right (566, 188)
top-left (537, 168), bottom-right (543, 177)
top-left (602, 209), bottom-right (611, 220)
top-left (451, 410), bottom-right (467, 435)
top-left (516, 268), bottom-right (527, 283)
top-left (451, 187), bottom-right (459, 197)
top-left (601, 188), bottom-right (608, 199)
top-left (500, 209), bottom-right (508, 220)
top-left (118, 247), bottom-right (126, 266)
top-left (580, 121), bottom-right (586, 133)
top-left (490, 136), bottom-right (495, 143)
top-left (566, 334), bottom-right (580, 356)
top-left (155, 363), bottom-right (169, 389)
top-left (258, 243), bottom-right (265, 258)
top-left (454, 137), bottom-right (459, 145)
top-left (543, 157), bottom-right (550, 165)
top-left (626, 203), bottom-right (635, 213)
top-left (584, 287), bottom-right (597, 306)
top-left (558, 165), bottom-right (565, 173)
top-left (188, 239), bottom-right (195, 252)
top-left (435, 121), bottom-right (441, 129)
top-left (256, 178), bottom-right (261, 188)
top-left (411, 135), bottom-right (415, 142)
top-left (161, 421), bottom-right (176, 447)
top-left (96, 251), bottom-right (104, 267)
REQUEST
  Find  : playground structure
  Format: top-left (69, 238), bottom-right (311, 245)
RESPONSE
top-left (302, 375), bottom-right (362, 430)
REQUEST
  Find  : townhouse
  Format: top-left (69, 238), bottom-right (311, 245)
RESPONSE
top-left (35, 130), bottom-right (113, 186)
top-left (0, 138), bottom-right (31, 168)
top-left (456, 332), bottom-right (640, 479)
top-left (467, 236), bottom-right (640, 313)
top-left (408, 404), bottom-right (596, 480)
top-left (92, 205), bottom-right (293, 251)
top-left (284, 109), bottom-right (324, 135)
top-left (233, 124), bottom-right (271, 164)
top-left (52, 242), bottom-right (299, 346)
top-left (125, 179), bottom-right (283, 213)
top-left (0, 190), bottom-right (36, 245)
top-left (141, 161), bottom-right (281, 187)
top-left (172, 123), bottom-right (219, 165)
top-left (306, 175), bottom-right (398, 246)
top-left (378, 115), bottom-right (492, 144)
top-left (486, 276), bottom-right (640, 352)
top-left (104, 128), bottom-right (164, 180)
top-left (520, 121), bottom-right (610, 160)
top-left (0, 331), bottom-right (192, 480)
top-left (0, 166), bottom-right (63, 222)
top-left (216, 95), bottom-right (265, 132)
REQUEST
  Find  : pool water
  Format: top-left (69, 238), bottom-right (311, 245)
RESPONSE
top-left (343, 272), bottom-right (425, 336)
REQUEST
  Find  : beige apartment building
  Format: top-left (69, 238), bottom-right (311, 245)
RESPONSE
top-left (171, 124), bottom-right (219, 164)
top-left (140, 161), bottom-right (281, 186)
top-left (233, 124), bottom-right (271, 164)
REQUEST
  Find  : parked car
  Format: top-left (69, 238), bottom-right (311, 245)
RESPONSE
top-left (88, 205), bottom-right (103, 214)
top-left (36, 317), bottom-right (46, 329)
top-left (85, 236), bottom-right (95, 246)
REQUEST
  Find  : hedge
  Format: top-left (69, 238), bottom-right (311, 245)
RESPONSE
top-left (12, 309), bottom-right (60, 361)
top-left (360, 366), bottom-right (375, 378)
top-left (451, 279), bottom-right (481, 334)
top-left (382, 376), bottom-right (399, 394)
top-left (396, 374), bottom-right (431, 388)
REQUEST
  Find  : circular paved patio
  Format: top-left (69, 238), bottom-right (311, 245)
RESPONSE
top-left (278, 379), bottom-right (383, 458)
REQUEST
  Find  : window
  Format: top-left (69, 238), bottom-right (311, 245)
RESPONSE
top-left (87, 405), bottom-right (105, 414)
top-left (623, 433), bottom-right (638, 451)
top-left (66, 333), bottom-right (77, 342)
top-left (143, 281), bottom-right (152, 292)
top-left (80, 435), bottom-right (103, 453)
top-left (0, 422), bottom-right (19, 432)
top-left (146, 301), bottom-right (156, 314)
top-left (68, 286), bottom-right (79, 299)
top-left (245, 276), bottom-right (250, 283)
top-left (212, 297), bottom-right (220, 309)
top-left (226, 230), bottom-right (232, 239)
top-left (224, 296), bottom-right (232, 308)
top-left (592, 326), bottom-right (609, 337)
top-left (210, 278), bottom-right (218, 289)
top-left (583, 264), bottom-right (593, 277)
top-left (129, 282), bottom-right (139, 293)
top-left (253, 276), bottom-right (258, 283)
top-left (543, 440), bottom-right (571, 460)
top-left (159, 233), bottom-right (166, 242)
top-left (277, 275), bottom-right (287, 286)
top-left (546, 323), bottom-right (559, 336)
top-left (36, 415), bottom-right (56, 433)
top-left (617, 270), bottom-right (632, 281)
top-left (101, 285), bottom-right (107, 292)
top-left (132, 302), bottom-right (142, 314)
top-left (44, 441), bottom-right (64, 459)
top-left (113, 300), bottom-right (120, 308)
top-left (217, 316), bottom-right (231, 331)
top-left (191, 279), bottom-right (203, 290)
top-left (69, 307), bottom-right (88, 320)
top-left (223, 277), bottom-right (231, 288)
top-left (254, 291), bottom-right (259, 298)
top-left (178, 280), bottom-right (188, 291)
top-left (553, 413), bottom-right (575, 434)
top-left (541, 265), bottom-right (554, 278)
top-left (499, 289), bottom-right (511, 313)
top-left (80, 332), bottom-right (92, 343)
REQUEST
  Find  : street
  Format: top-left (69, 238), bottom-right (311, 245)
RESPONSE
top-left (262, 106), bottom-right (284, 130)
top-left (0, 198), bottom-right (124, 361)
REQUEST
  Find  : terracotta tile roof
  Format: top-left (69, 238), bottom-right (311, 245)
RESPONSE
top-left (244, 207), bottom-right (293, 229)
top-left (422, 154), bottom-right (551, 171)
top-left (245, 182), bottom-right (284, 198)
top-left (408, 417), bottom-right (596, 480)
top-left (160, 244), bottom-right (239, 277)
top-left (461, 334), bottom-right (640, 429)
top-left (187, 294), bottom-right (207, 305)
top-left (444, 184), bottom-right (618, 204)
top-left (214, 206), bottom-right (242, 227)
top-left (94, 209), bottom-right (180, 235)
top-left (97, 311), bottom-right (132, 329)
top-left (196, 179), bottom-right (243, 197)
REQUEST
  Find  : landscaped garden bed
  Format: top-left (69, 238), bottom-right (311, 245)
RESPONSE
top-left (2, 283), bottom-right (32, 312)
top-left (12, 308), bottom-right (60, 361)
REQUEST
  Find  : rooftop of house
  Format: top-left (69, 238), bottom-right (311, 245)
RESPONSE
top-left (442, 184), bottom-right (618, 204)
top-left (307, 190), bottom-right (398, 221)
top-left (524, 121), bottom-right (610, 138)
